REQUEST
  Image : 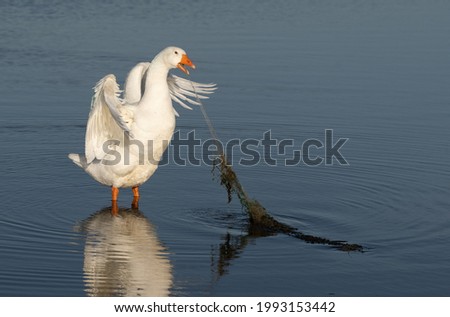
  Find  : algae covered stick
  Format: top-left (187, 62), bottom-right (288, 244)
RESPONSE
top-left (190, 81), bottom-right (363, 252)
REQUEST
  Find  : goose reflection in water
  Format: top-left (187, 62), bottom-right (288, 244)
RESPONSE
top-left (78, 204), bottom-right (172, 296)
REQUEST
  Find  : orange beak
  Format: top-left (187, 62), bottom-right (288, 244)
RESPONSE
top-left (177, 54), bottom-right (196, 75)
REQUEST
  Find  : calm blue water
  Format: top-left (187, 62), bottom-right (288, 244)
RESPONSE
top-left (1, 0), bottom-right (450, 296)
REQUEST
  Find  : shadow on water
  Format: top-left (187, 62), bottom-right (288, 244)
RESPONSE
top-left (76, 206), bottom-right (172, 296)
top-left (209, 216), bottom-right (360, 282)
top-left (210, 226), bottom-right (274, 280)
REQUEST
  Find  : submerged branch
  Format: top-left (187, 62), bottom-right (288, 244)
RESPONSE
top-left (192, 80), bottom-right (363, 252)
top-left (213, 154), bottom-right (364, 252)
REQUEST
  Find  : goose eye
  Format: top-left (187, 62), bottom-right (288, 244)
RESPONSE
top-left (174, 51), bottom-right (178, 55)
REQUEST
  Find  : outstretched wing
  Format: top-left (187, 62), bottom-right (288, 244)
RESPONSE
top-left (85, 74), bottom-right (133, 163)
top-left (124, 61), bottom-right (217, 116)
top-left (123, 62), bottom-right (151, 104)
top-left (167, 74), bottom-right (217, 111)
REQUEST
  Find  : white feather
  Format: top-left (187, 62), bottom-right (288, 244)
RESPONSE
top-left (124, 62), bottom-right (151, 104)
top-left (123, 62), bottom-right (217, 112)
top-left (85, 74), bottom-right (132, 164)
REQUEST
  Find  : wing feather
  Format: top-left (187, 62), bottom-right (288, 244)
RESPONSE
top-left (85, 74), bottom-right (132, 163)
top-left (167, 74), bottom-right (217, 112)
top-left (124, 61), bottom-right (216, 114)
top-left (123, 62), bottom-right (151, 104)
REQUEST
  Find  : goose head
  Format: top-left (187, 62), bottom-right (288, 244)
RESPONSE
top-left (159, 46), bottom-right (196, 75)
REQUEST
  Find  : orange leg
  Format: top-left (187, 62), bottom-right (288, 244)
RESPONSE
top-left (112, 186), bottom-right (119, 201)
top-left (132, 196), bottom-right (139, 210)
top-left (111, 200), bottom-right (119, 216)
top-left (111, 187), bottom-right (120, 216)
top-left (131, 186), bottom-right (140, 209)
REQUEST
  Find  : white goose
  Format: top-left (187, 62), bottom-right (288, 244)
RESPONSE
top-left (68, 47), bottom-right (216, 205)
